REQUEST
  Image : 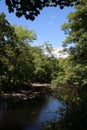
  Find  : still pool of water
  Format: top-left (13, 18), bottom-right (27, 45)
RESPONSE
top-left (0, 95), bottom-right (65, 130)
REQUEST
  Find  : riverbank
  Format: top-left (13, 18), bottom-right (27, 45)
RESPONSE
top-left (0, 83), bottom-right (51, 104)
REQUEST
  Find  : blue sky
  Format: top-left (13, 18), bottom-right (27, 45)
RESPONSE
top-left (0, 0), bottom-right (74, 48)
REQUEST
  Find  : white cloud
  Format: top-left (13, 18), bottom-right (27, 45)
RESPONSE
top-left (44, 47), bottom-right (68, 58)
top-left (52, 48), bottom-right (68, 58)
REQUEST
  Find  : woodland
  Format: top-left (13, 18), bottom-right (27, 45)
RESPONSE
top-left (0, 0), bottom-right (87, 130)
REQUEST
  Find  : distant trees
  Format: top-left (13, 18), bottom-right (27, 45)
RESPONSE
top-left (32, 43), bottom-right (59, 83)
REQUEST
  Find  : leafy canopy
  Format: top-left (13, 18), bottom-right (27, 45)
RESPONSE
top-left (4, 0), bottom-right (80, 20)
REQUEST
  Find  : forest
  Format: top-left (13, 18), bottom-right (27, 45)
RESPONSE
top-left (0, 0), bottom-right (87, 130)
top-left (0, 13), bottom-right (59, 91)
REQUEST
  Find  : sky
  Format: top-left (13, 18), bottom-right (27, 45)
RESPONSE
top-left (0, 0), bottom-right (74, 49)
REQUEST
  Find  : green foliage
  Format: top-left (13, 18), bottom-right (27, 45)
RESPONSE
top-left (0, 13), bottom-right (37, 91)
top-left (0, 13), bottom-right (18, 86)
top-left (0, 13), bottom-right (61, 91)
top-left (31, 43), bottom-right (60, 83)
top-left (52, 0), bottom-right (87, 87)
top-left (0, 1), bottom-right (87, 129)
top-left (14, 25), bottom-right (37, 43)
top-left (49, 2), bottom-right (87, 130)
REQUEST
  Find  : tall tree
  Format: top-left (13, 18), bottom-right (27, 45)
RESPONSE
top-left (61, 0), bottom-right (87, 86)
top-left (0, 13), bottom-right (18, 87)
top-left (52, 0), bottom-right (87, 96)
top-left (0, 13), bottom-right (37, 91)
top-left (50, 1), bottom-right (87, 129)
top-left (9, 25), bottom-right (37, 85)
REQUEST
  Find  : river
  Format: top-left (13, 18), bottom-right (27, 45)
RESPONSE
top-left (0, 94), bottom-right (65, 130)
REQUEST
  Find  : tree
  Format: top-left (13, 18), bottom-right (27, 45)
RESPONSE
top-left (31, 43), bottom-right (60, 83)
top-left (14, 25), bottom-right (37, 43)
top-left (50, 1), bottom-right (87, 129)
top-left (0, 13), bottom-right (18, 87)
top-left (51, 0), bottom-right (87, 102)
top-left (61, 0), bottom-right (87, 86)
top-left (8, 25), bottom-right (37, 85)
top-left (4, 0), bottom-right (80, 20)
top-left (31, 46), bottom-right (46, 82)
top-left (0, 13), bottom-right (37, 91)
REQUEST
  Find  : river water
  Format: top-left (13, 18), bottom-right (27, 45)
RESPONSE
top-left (0, 95), bottom-right (65, 130)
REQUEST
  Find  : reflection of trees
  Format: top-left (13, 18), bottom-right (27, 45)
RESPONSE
top-left (0, 94), bottom-right (63, 129)
top-left (0, 94), bottom-right (47, 129)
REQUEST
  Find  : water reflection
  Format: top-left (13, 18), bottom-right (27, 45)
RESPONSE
top-left (0, 95), bottom-right (64, 130)
top-left (37, 96), bottom-right (63, 122)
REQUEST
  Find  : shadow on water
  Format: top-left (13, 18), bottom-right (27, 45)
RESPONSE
top-left (0, 91), bottom-right (65, 130)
